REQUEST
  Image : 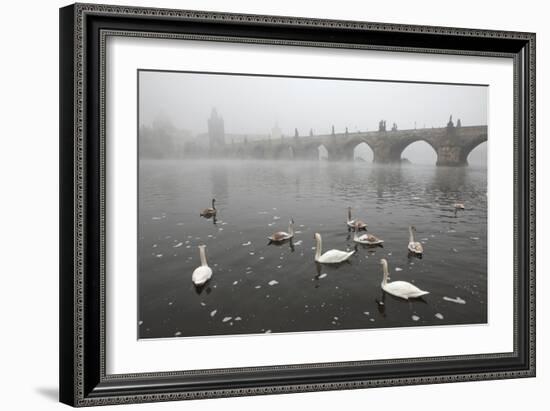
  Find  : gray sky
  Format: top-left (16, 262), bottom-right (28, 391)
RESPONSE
top-left (139, 70), bottom-right (487, 136)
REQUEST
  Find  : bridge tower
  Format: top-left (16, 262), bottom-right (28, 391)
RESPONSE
top-left (208, 108), bottom-right (225, 155)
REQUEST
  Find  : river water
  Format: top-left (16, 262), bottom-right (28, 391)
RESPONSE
top-left (138, 159), bottom-right (487, 339)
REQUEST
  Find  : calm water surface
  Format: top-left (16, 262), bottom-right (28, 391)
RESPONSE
top-left (138, 160), bottom-right (487, 338)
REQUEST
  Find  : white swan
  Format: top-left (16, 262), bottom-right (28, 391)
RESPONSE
top-left (268, 218), bottom-right (294, 242)
top-left (200, 198), bottom-right (217, 218)
top-left (380, 258), bottom-right (429, 299)
top-left (408, 225), bottom-right (423, 255)
top-left (314, 232), bottom-right (355, 263)
top-left (353, 228), bottom-right (384, 245)
top-left (192, 245), bottom-right (213, 286)
top-left (347, 206), bottom-right (367, 230)
top-left (454, 202), bottom-right (465, 210)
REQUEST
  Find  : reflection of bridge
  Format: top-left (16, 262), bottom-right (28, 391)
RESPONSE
top-left (226, 125), bottom-right (487, 166)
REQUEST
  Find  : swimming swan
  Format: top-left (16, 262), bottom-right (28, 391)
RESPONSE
top-left (347, 206), bottom-right (367, 230)
top-left (200, 198), bottom-right (217, 218)
top-left (192, 245), bottom-right (213, 286)
top-left (353, 223), bottom-right (383, 245)
top-left (268, 218), bottom-right (294, 242)
top-left (314, 232), bottom-right (355, 263)
top-left (380, 258), bottom-right (429, 299)
top-left (408, 225), bottom-right (423, 255)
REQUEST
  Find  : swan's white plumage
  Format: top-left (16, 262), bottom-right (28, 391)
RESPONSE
top-left (192, 266), bottom-right (212, 286)
top-left (380, 258), bottom-right (429, 299)
top-left (192, 245), bottom-right (212, 286)
top-left (314, 233), bottom-right (355, 263)
top-left (382, 280), bottom-right (429, 299)
top-left (316, 249), bottom-right (355, 263)
top-left (408, 242), bottom-right (423, 254)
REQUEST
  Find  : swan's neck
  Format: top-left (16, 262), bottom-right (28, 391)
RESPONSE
top-left (409, 227), bottom-right (415, 243)
top-left (347, 208), bottom-right (352, 221)
top-left (288, 220), bottom-right (294, 236)
top-left (315, 236), bottom-right (322, 259)
top-left (199, 247), bottom-right (208, 267)
top-left (211, 200), bottom-right (216, 210)
top-left (353, 230), bottom-right (359, 240)
top-left (382, 261), bottom-right (389, 285)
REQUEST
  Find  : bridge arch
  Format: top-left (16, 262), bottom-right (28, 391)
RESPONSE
top-left (352, 141), bottom-right (374, 163)
top-left (273, 144), bottom-right (295, 160)
top-left (381, 136), bottom-right (439, 164)
top-left (466, 141), bottom-right (487, 166)
top-left (318, 144), bottom-right (329, 161)
top-left (462, 135), bottom-right (488, 165)
top-left (400, 140), bottom-right (438, 164)
top-left (301, 141), bottom-right (331, 160)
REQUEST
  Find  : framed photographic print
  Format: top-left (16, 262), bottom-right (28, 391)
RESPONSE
top-left (59, 3), bottom-right (535, 407)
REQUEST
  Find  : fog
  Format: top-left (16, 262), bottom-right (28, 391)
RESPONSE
top-left (138, 70), bottom-right (487, 165)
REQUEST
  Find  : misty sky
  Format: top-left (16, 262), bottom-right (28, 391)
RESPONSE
top-left (139, 70), bottom-right (487, 137)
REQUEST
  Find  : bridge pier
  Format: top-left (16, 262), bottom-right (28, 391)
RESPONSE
top-left (372, 144), bottom-right (401, 164)
top-left (436, 146), bottom-right (468, 166)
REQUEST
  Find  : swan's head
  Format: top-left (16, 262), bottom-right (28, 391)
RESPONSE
top-left (314, 232), bottom-right (321, 241)
top-left (212, 198), bottom-right (216, 204)
top-left (410, 225), bottom-right (416, 232)
top-left (379, 258), bottom-right (388, 266)
top-left (290, 217), bottom-right (294, 224)
top-left (198, 244), bottom-right (206, 250)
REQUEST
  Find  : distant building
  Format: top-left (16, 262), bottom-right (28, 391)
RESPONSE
top-left (208, 108), bottom-right (225, 153)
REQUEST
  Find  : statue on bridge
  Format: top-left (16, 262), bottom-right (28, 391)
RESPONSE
top-left (331, 125), bottom-right (335, 136)
top-left (309, 128), bottom-right (314, 137)
top-left (294, 128), bottom-right (299, 139)
top-left (457, 118), bottom-right (462, 128)
top-left (378, 120), bottom-right (387, 132)
top-left (391, 122), bottom-right (398, 131)
top-left (447, 115), bottom-right (454, 128)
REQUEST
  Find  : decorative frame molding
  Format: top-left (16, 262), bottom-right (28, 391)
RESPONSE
top-left (60, 3), bottom-right (535, 407)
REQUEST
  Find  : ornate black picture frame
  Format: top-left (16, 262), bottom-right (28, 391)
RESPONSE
top-left (59, 3), bottom-right (535, 407)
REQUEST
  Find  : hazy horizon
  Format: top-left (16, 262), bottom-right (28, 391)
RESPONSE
top-left (139, 70), bottom-right (488, 136)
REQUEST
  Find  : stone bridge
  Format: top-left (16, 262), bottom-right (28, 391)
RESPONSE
top-left (226, 124), bottom-right (487, 166)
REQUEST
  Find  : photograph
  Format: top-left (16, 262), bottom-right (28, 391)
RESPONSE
top-left (56, 2), bottom-right (536, 406)
top-left (137, 70), bottom-right (489, 339)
